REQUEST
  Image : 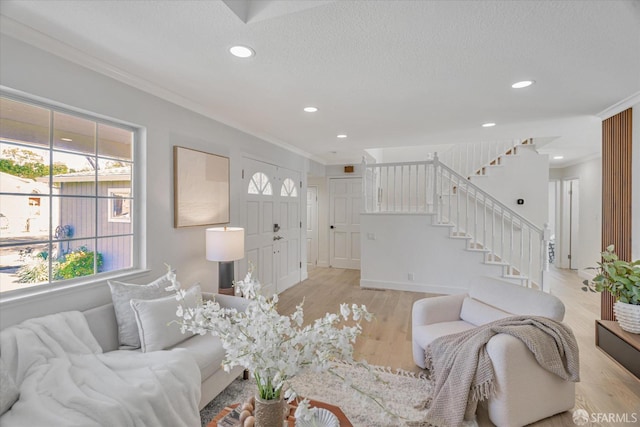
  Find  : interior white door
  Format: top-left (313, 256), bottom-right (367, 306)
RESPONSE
top-left (307, 186), bottom-right (318, 270)
top-left (329, 177), bottom-right (361, 269)
top-left (241, 158), bottom-right (301, 296)
top-left (569, 179), bottom-right (580, 270)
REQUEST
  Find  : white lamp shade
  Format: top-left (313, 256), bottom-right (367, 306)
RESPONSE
top-left (206, 227), bottom-right (245, 262)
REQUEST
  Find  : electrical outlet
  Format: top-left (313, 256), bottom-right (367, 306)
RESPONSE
top-left (408, 273), bottom-right (414, 281)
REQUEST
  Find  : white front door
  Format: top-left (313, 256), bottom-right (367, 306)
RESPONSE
top-left (306, 186), bottom-right (318, 270)
top-left (276, 169), bottom-right (302, 292)
top-left (329, 177), bottom-right (361, 269)
top-left (241, 158), bottom-right (301, 296)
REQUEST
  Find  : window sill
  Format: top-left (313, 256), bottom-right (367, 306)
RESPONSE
top-left (0, 268), bottom-right (151, 307)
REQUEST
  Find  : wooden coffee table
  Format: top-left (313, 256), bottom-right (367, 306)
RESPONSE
top-left (207, 398), bottom-right (352, 427)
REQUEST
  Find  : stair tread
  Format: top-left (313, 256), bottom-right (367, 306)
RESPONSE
top-left (484, 261), bottom-right (510, 266)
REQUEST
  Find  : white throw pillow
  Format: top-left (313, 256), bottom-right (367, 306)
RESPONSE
top-left (460, 296), bottom-right (512, 326)
top-left (108, 274), bottom-right (173, 349)
top-left (130, 284), bottom-right (201, 353)
top-left (0, 358), bottom-right (19, 415)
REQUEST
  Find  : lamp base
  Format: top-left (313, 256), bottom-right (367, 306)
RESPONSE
top-left (218, 261), bottom-right (235, 292)
top-left (218, 287), bottom-right (235, 296)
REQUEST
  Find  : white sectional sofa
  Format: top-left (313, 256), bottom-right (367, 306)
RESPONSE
top-left (0, 286), bottom-right (246, 426)
top-left (84, 292), bottom-right (247, 409)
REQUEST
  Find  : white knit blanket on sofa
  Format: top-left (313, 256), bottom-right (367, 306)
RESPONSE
top-left (0, 311), bottom-right (201, 427)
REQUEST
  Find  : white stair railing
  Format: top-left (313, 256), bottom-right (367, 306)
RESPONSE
top-left (363, 160), bottom-right (436, 213)
top-left (362, 154), bottom-right (550, 290)
top-left (439, 139), bottom-right (527, 178)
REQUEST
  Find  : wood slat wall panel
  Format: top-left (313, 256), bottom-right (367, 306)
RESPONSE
top-left (601, 108), bottom-right (633, 320)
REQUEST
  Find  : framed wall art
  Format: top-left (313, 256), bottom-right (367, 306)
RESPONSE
top-left (173, 146), bottom-right (230, 228)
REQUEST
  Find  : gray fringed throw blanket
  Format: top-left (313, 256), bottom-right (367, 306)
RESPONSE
top-left (416, 316), bottom-right (580, 427)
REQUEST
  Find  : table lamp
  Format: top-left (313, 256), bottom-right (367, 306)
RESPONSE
top-left (206, 227), bottom-right (245, 295)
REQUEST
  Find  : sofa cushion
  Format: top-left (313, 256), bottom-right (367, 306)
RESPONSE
top-left (170, 333), bottom-right (227, 381)
top-left (469, 276), bottom-right (565, 321)
top-left (413, 320), bottom-right (475, 350)
top-left (460, 296), bottom-right (512, 326)
top-left (108, 274), bottom-right (173, 348)
top-left (130, 285), bottom-right (201, 353)
top-left (0, 358), bottom-right (19, 415)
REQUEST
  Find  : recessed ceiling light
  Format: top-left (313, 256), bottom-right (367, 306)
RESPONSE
top-left (303, 107), bottom-right (318, 113)
top-left (60, 137), bottom-right (73, 141)
top-left (229, 45), bottom-right (255, 58)
top-left (512, 80), bottom-right (534, 89)
top-left (553, 155), bottom-right (564, 160)
top-left (482, 122), bottom-right (496, 128)
top-left (337, 134), bottom-right (347, 139)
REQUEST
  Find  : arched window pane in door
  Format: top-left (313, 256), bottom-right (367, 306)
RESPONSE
top-left (248, 172), bottom-right (273, 195)
top-left (280, 178), bottom-right (298, 197)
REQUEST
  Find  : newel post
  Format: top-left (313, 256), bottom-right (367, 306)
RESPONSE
top-left (361, 156), bottom-right (368, 213)
top-left (432, 152), bottom-right (439, 216)
top-left (542, 222), bottom-right (551, 292)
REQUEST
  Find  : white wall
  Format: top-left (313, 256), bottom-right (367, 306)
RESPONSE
top-left (360, 214), bottom-right (507, 294)
top-left (0, 35), bottom-right (316, 326)
top-left (549, 157), bottom-right (602, 273)
top-left (633, 102), bottom-right (640, 260)
top-left (469, 145), bottom-right (549, 228)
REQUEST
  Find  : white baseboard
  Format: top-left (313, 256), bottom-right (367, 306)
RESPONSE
top-left (317, 261), bottom-right (330, 268)
top-left (359, 279), bottom-right (467, 295)
top-left (301, 271), bottom-right (308, 282)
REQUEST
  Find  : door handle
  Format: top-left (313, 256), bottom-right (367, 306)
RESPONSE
top-left (330, 225), bottom-right (335, 229)
top-left (273, 236), bottom-right (283, 241)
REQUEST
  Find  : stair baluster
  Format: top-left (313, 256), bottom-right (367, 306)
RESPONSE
top-left (362, 155), bottom-right (548, 290)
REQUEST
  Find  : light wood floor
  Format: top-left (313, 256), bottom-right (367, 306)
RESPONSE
top-left (277, 267), bottom-right (640, 426)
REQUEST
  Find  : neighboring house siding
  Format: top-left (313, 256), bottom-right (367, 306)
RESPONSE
top-left (58, 180), bottom-right (131, 272)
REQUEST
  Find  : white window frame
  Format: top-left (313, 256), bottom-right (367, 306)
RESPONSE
top-left (0, 90), bottom-right (143, 295)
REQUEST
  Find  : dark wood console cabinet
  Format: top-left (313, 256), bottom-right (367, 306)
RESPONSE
top-left (595, 320), bottom-right (640, 379)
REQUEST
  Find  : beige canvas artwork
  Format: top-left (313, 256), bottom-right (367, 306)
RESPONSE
top-left (174, 146), bottom-right (229, 227)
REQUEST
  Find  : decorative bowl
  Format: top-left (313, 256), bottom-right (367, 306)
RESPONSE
top-left (295, 408), bottom-right (339, 427)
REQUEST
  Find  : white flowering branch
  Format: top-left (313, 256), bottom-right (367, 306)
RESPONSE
top-left (165, 264), bottom-right (373, 420)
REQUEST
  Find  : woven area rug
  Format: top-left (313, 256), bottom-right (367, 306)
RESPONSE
top-left (200, 363), bottom-right (432, 427)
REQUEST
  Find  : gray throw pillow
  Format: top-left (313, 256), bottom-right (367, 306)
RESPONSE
top-left (0, 358), bottom-right (19, 415)
top-left (108, 274), bottom-right (172, 348)
top-left (130, 284), bottom-right (201, 353)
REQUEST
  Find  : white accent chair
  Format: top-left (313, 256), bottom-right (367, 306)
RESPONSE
top-left (412, 277), bottom-right (576, 427)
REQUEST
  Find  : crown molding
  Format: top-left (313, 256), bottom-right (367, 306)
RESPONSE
top-left (597, 91), bottom-right (640, 119)
top-left (0, 15), bottom-right (316, 162)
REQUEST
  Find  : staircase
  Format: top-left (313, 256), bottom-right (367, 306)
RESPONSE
top-left (439, 138), bottom-right (533, 180)
top-left (362, 145), bottom-right (551, 292)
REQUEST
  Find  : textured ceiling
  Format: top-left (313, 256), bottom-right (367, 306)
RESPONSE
top-left (1, 0), bottom-right (639, 166)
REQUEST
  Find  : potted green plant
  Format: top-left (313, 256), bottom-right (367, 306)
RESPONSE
top-left (582, 245), bottom-right (640, 333)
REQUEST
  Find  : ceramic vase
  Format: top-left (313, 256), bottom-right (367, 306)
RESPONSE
top-left (254, 395), bottom-right (285, 427)
top-left (613, 301), bottom-right (640, 334)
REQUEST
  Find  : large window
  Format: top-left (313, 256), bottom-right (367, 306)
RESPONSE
top-left (0, 95), bottom-right (137, 294)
